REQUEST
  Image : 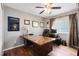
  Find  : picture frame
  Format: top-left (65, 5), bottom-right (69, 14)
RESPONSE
top-left (46, 21), bottom-right (50, 28)
top-left (32, 21), bottom-right (39, 27)
top-left (47, 21), bottom-right (49, 24)
top-left (40, 22), bottom-right (44, 27)
top-left (24, 20), bottom-right (30, 25)
top-left (8, 16), bottom-right (20, 31)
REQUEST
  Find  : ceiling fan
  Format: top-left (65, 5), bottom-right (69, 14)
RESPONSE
top-left (36, 3), bottom-right (61, 14)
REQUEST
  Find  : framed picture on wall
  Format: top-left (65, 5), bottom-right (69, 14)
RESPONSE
top-left (32, 21), bottom-right (39, 27)
top-left (47, 21), bottom-right (49, 24)
top-left (24, 20), bottom-right (30, 25)
top-left (40, 22), bottom-right (44, 27)
top-left (46, 21), bottom-right (50, 28)
top-left (8, 16), bottom-right (20, 31)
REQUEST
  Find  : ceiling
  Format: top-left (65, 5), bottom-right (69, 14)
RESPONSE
top-left (3, 3), bottom-right (78, 18)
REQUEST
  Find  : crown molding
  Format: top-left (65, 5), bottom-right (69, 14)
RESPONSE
top-left (48, 9), bottom-right (79, 19)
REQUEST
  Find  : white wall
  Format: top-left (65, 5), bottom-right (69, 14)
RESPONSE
top-left (0, 4), bottom-right (3, 55)
top-left (3, 6), bottom-right (45, 50)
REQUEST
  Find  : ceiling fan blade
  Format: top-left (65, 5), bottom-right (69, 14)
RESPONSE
top-left (40, 10), bottom-right (45, 14)
top-left (51, 7), bottom-right (61, 9)
top-left (36, 6), bottom-right (44, 8)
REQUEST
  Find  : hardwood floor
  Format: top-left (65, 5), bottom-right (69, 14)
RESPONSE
top-left (4, 46), bottom-right (33, 56)
top-left (4, 45), bottom-right (77, 56)
top-left (48, 45), bottom-right (77, 56)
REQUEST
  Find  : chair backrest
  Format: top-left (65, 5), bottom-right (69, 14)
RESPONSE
top-left (42, 29), bottom-right (49, 36)
top-left (28, 33), bottom-right (34, 35)
top-left (50, 29), bottom-right (57, 33)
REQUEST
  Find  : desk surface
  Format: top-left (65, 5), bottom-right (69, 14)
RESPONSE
top-left (22, 35), bottom-right (55, 46)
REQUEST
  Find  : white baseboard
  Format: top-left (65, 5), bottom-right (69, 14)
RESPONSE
top-left (3, 44), bottom-right (24, 52)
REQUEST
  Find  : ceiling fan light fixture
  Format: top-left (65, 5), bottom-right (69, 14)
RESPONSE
top-left (45, 3), bottom-right (52, 13)
top-left (44, 7), bottom-right (52, 13)
top-left (47, 8), bottom-right (52, 14)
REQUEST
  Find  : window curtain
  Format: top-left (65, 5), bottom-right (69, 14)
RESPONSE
top-left (50, 18), bottom-right (55, 29)
top-left (69, 13), bottom-right (79, 48)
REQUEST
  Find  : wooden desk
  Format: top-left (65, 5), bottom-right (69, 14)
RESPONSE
top-left (21, 35), bottom-right (55, 56)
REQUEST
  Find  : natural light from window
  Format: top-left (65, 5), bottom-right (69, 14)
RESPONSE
top-left (52, 16), bottom-right (69, 33)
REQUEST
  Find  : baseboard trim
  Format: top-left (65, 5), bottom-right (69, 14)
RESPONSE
top-left (3, 44), bottom-right (24, 52)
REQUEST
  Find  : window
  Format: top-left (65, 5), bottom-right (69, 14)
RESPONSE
top-left (52, 16), bottom-right (69, 33)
